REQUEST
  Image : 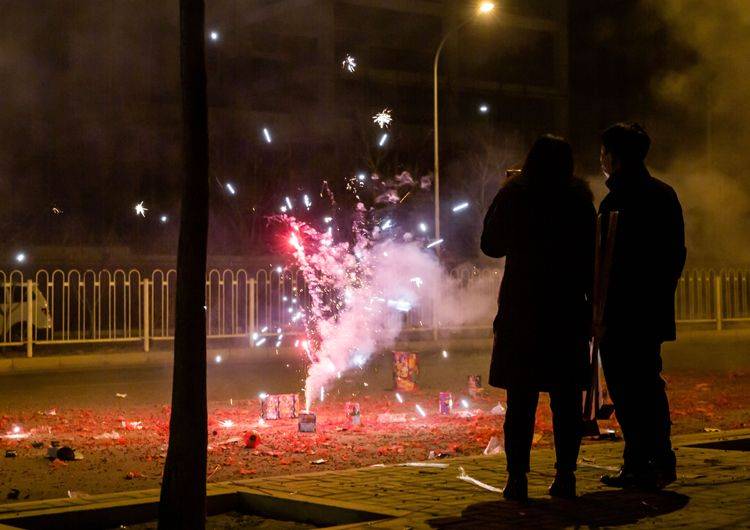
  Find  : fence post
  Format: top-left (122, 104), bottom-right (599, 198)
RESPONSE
top-left (26, 280), bottom-right (33, 358)
top-left (714, 275), bottom-right (723, 331)
top-left (248, 278), bottom-right (256, 338)
top-left (143, 279), bottom-right (150, 352)
top-left (432, 285), bottom-right (439, 341)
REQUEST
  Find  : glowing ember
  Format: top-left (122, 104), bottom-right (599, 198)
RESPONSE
top-left (341, 53), bottom-right (357, 73)
top-left (134, 201), bottom-right (147, 217)
top-left (372, 108), bottom-right (393, 129)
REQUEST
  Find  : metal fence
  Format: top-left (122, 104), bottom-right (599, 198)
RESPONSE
top-left (1, 267), bottom-right (748, 357)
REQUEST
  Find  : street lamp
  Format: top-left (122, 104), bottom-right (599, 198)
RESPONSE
top-left (433, 2), bottom-right (495, 244)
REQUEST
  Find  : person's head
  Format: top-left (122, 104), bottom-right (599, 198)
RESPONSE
top-left (600, 122), bottom-right (651, 177)
top-left (521, 134), bottom-right (574, 184)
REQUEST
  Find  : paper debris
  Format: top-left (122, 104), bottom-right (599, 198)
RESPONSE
top-left (483, 436), bottom-right (503, 456)
top-left (457, 466), bottom-right (503, 493)
top-left (490, 403), bottom-right (505, 415)
top-left (399, 462), bottom-right (449, 468)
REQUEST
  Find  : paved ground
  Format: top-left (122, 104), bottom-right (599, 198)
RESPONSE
top-left (1, 429), bottom-right (748, 529)
top-left (0, 336), bottom-right (748, 505)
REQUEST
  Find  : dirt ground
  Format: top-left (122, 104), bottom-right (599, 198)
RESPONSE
top-left (1, 347), bottom-right (748, 504)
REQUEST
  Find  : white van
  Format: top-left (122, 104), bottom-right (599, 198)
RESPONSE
top-left (0, 283), bottom-right (52, 342)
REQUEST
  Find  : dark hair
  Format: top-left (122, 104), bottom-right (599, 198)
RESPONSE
top-left (521, 134), bottom-right (574, 184)
top-left (601, 122), bottom-right (651, 165)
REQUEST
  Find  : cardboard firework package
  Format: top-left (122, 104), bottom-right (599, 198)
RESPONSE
top-left (345, 402), bottom-right (361, 425)
top-left (260, 393), bottom-right (300, 420)
top-left (467, 375), bottom-right (484, 398)
top-left (278, 394), bottom-right (300, 419)
top-left (393, 351), bottom-right (419, 392)
top-left (298, 412), bottom-right (316, 433)
top-left (439, 392), bottom-right (453, 415)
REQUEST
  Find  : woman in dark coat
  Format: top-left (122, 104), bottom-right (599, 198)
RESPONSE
top-left (481, 135), bottom-right (596, 501)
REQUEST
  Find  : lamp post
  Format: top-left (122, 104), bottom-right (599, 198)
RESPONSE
top-left (433, 1), bottom-right (495, 244)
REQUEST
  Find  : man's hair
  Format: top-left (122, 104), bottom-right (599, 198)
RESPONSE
top-left (601, 122), bottom-right (651, 165)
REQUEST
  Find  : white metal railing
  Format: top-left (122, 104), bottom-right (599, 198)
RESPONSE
top-left (1, 267), bottom-right (748, 357)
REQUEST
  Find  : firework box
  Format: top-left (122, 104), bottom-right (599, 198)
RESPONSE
top-left (439, 392), bottom-right (453, 415)
top-left (468, 375), bottom-right (484, 398)
top-left (260, 393), bottom-right (300, 420)
top-left (345, 402), bottom-right (361, 425)
top-left (393, 351), bottom-right (419, 392)
top-left (298, 412), bottom-right (316, 433)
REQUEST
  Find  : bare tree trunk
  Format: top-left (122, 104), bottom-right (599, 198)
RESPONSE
top-left (158, 0), bottom-right (209, 528)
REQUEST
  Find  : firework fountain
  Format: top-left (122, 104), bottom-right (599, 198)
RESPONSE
top-left (276, 173), bottom-right (496, 412)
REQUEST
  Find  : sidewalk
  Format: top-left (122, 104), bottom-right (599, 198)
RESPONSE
top-left (2, 429), bottom-right (748, 528)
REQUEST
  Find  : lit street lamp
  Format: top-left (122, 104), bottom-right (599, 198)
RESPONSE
top-left (433, 2), bottom-right (495, 245)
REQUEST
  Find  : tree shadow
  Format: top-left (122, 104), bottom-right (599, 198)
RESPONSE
top-left (428, 489), bottom-right (690, 529)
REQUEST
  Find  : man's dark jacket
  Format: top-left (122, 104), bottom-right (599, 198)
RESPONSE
top-left (599, 166), bottom-right (686, 342)
top-left (481, 174), bottom-right (596, 391)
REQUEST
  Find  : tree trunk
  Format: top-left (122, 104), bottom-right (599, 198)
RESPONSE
top-left (158, 0), bottom-right (209, 528)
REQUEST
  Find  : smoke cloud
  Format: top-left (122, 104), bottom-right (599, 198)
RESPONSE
top-left (645, 0), bottom-right (750, 263)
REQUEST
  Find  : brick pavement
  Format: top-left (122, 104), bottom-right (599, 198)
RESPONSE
top-left (1, 429), bottom-right (749, 529)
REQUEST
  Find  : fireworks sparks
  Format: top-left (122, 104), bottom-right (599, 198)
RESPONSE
top-left (478, 104), bottom-right (489, 114)
top-left (51, 206), bottom-right (63, 215)
top-left (285, 196), bottom-right (293, 210)
top-left (461, 399), bottom-right (470, 409)
top-left (341, 53), bottom-right (357, 73)
top-left (219, 419), bottom-right (234, 428)
top-left (442, 350), bottom-right (449, 358)
top-left (395, 393), bottom-right (404, 403)
top-left (452, 202), bottom-right (469, 212)
top-left (209, 30), bottom-right (220, 42)
top-left (262, 127), bottom-right (273, 143)
top-left (410, 277), bottom-right (423, 288)
top-left (378, 133), bottom-right (389, 147)
top-left (214, 355), bottom-right (222, 364)
top-left (372, 108), bottom-right (393, 129)
top-left (255, 337), bottom-right (267, 347)
top-left (159, 214), bottom-right (169, 223)
top-left (225, 183), bottom-right (237, 195)
top-left (14, 252), bottom-right (26, 263)
top-left (415, 404), bottom-right (426, 417)
top-left (418, 222), bottom-right (428, 233)
top-left (426, 238), bottom-right (444, 249)
top-left (303, 194), bottom-right (312, 209)
top-left (134, 201), bottom-right (148, 217)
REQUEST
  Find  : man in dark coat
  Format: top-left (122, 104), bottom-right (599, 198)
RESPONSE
top-left (597, 123), bottom-right (686, 489)
top-left (482, 135), bottom-right (596, 500)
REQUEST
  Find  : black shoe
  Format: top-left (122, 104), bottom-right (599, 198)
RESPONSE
top-left (600, 467), bottom-right (654, 489)
top-left (503, 473), bottom-right (528, 502)
top-left (549, 472), bottom-right (576, 499)
top-left (653, 466), bottom-right (677, 489)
